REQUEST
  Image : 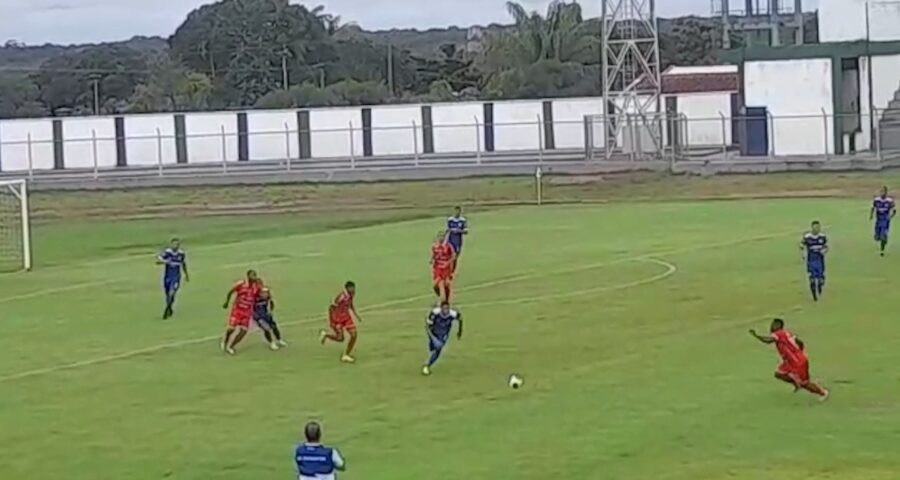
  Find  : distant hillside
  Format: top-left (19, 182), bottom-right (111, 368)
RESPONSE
top-left (0, 36), bottom-right (168, 71)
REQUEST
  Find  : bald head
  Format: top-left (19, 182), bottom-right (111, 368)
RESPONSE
top-left (305, 421), bottom-right (322, 443)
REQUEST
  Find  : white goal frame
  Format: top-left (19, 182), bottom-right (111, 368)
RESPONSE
top-left (1, 179), bottom-right (32, 271)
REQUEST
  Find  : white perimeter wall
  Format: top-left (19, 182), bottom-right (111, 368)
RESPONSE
top-left (125, 114), bottom-right (177, 167)
top-left (820, 0), bottom-right (900, 42)
top-left (62, 117), bottom-right (117, 169)
top-left (552, 98), bottom-right (604, 149)
top-left (0, 119), bottom-right (54, 171)
top-left (309, 108), bottom-right (361, 158)
top-left (668, 92), bottom-right (733, 147)
top-left (744, 59), bottom-right (834, 155)
top-left (371, 105), bottom-right (420, 156)
top-left (247, 110), bottom-right (298, 162)
top-left (431, 102), bottom-right (483, 154)
top-left (185, 113), bottom-right (238, 164)
top-left (493, 100), bottom-right (544, 151)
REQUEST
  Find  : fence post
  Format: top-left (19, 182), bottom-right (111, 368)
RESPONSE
top-left (822, 108), bottom-right (830, 160)
top-left (875, 108), bottom-right (883, 162)
top-left (412, 120), bottom-right (419, 166)
top-left (475, 116), bottom-right (482, 165)
top-left (584, 116), bottom-right (594, 161)
top-left (91, 129), bottom-right (99, 179)
top-left (537, 115), bottom-right (544, 163)
top-left (284, 122), bottom-right (292, 172)
top-left (220, 125), bottom-right (228, 174)
top-left (155, 128), bottom-right (164, 177)
top-left (767, 111), bottom-right (776, 161)
top-left (719, 112), bottom-right (728, 159)
top-left (26, 133), bottom-right (34, 180)
top-left (348, 121), bottom-right (356, 169)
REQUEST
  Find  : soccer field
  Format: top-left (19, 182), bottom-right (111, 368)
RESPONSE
top-left (2, 177), bottom-right (900, 479)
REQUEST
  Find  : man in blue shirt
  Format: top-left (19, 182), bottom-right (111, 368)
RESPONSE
top-left (446, 206), bottom-right (468, 272)
top-left (295, 421), bottom-right (345, 480)
top-left (254, 288), bottom-right (287, 351)
top-left (801, 221), bottom-right (828, 302)
top-left (422, 301), bottom-right (463, 376)
top-left (870, 186), bottom-right (896, 256)
top-left (156, 238), bottom-right (189, 319)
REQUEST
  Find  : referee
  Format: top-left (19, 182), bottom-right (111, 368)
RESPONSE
top-left (294, 421), bottom-right (346, 480)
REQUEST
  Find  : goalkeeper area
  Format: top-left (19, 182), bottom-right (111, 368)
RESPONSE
top-left (2, 172), bottom-right (900, 480)
top-left (0, 179), bottom-right (31, 273)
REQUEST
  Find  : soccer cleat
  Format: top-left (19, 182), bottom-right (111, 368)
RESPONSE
top-left (319, 330), bottom-right (328, 345)
top-left (226, 348), bottom-right (236, 356)
top-left (820, 389), bottom-right (830, 402)
top-left (269, 342), bottom-right (280, 351)
top-left (277, 340), bottom-right (288, 347)
top-left (422, 366), bottom-right (431, 376)
top-left (341, 354), bottom-right (356, 363)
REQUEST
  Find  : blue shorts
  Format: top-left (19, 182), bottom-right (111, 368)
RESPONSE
top-left (449, 240), bottom-right (463, 255)
top-left (428, 331), bottom-right (450, 351)
top-left (163, 277), bottom-right (181, 295)
top-left (875, 222), bottom-right (891, 241)
top-left (254, 313), bottom-right (276, 329)
top-left (807, 261), bottom-right (825, 280)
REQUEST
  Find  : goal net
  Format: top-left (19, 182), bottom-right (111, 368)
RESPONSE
top-left (0, 179), bottom-right (32, 272)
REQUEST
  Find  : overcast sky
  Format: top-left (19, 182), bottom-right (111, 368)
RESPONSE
top-left (1, 0), bottom-right (820, 45)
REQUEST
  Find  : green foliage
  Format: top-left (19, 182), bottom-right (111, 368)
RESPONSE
top-left (0, 0), bottom-right (737, 118)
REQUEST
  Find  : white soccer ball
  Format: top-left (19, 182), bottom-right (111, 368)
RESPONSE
top-left (508, 374), bottom-right (524, 389)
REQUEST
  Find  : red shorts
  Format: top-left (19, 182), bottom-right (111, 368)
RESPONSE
top-left (330, 313), bottom-right (356, 332)
top-left (229, 308), bottom-right (252, 329)
top-left (777, 359), bottom-right (810, 384)
top-left (433, 267), bottom-right (452, 284)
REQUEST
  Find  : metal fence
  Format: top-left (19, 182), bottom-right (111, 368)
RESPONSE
top-left (1, 110), bottom-right (897, 185)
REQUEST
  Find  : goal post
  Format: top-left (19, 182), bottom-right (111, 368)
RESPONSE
top-left (0, 179), bottom-right (32, 272)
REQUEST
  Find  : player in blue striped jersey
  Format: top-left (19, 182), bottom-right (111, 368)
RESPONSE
top-left (156, 238), bottom-right (189, 319)
top-left (447, 206), bottom-right (468, 272)
top-left (253, 288), bottom-right (287, 351)
top-left (801, 221), bottom-right (828, 302)
top-left (422, 301), bottom-right (463, 376)
top-left (870, 186), bottom-right (896, 256)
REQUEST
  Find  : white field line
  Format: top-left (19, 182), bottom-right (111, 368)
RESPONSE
top-left (0, 232), bottom-right (789, 383)
top-left (0, 252), bottom-right (326, 305)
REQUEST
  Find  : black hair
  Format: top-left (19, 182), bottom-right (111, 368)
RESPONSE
top-left (772, 318), bottom-right (785, 329)
top-left (345, 281), bottom-right (355, 289)
top-left (305, 421), bottom-right (322, 442)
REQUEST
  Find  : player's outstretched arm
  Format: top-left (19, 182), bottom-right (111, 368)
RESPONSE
top-left (870, 204), bottom-right (876, 220)
top-left (749, 329), bottom-right (775, 344)
top-left (182, 259), bottom-right (190, 282)
top-left (269, 296), bottom-right (275, 312)
top-left (223, 288), bottom-right (235, 309)
top-left (457, 316), bottom-right (464, 340)
top-left (351, 305), bottom-right (362, 323)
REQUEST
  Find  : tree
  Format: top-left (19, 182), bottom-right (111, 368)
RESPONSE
top-left (128, 55), bottom-right (213, 112)
top-left (0, 73), bottom-right (48, 118)
top-left (170, 0), bottom-right (333, 106)
top-left (32, 45), bottom-right (150, 114)
top-left (254, 82), bottom-right (338, 109)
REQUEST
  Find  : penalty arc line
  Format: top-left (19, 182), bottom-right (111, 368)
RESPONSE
top-left (0, 232), bottom-right (790, 383)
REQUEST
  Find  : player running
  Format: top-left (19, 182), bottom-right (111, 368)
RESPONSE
top-left (749, 318), bottom-right (829, 401)
top-left (431, 231), bottom-right (456, 303)
top-left (254, 287), bottom-right (287, 351)
top-left (801, 221), bottom-right (828, 302)
top-left (447, 206), bottom-right (468, 272)
top-left (156, 238), bottom-right (189, 319)
top-left (870, 186), bottom-right (896, 256)
top-left (422, 301), bottom-right (463, 376)
top-left (320, 281), bottom-right (362, 363)
top-left (221, 270), bottom-right (262, 355)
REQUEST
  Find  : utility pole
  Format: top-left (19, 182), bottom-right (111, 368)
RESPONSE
top-left (88, 74), bottom-right (101, 116)
top-left (387, 42), bottom-right (395, 96)
top-left (281, 53), bottom-right (289, 90)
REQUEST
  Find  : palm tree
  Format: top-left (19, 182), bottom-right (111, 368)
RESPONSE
top-left (503, 1), bottom-right (597, 64)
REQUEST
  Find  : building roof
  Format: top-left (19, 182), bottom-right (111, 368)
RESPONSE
top-left (634, 65), bottom-right (740, 94)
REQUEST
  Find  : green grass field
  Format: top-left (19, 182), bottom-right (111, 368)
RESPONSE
top-left (2, 174), bottom-right (900, 479)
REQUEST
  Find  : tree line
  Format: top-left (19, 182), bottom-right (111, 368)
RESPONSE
top-left (0, 0), bottom-right (733, 119)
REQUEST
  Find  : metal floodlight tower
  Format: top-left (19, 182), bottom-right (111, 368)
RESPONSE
top-left (601, 0), bottom-right (663, 158)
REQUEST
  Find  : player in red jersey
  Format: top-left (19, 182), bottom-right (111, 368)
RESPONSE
top-left (431, 230), bottom-right (456, 303)
top-left (221, 269), bottom-right (262, 355)
top-left (749, 318), bottom-right (829, 400)
top-left (320, 281), bottom-right (362, 363)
